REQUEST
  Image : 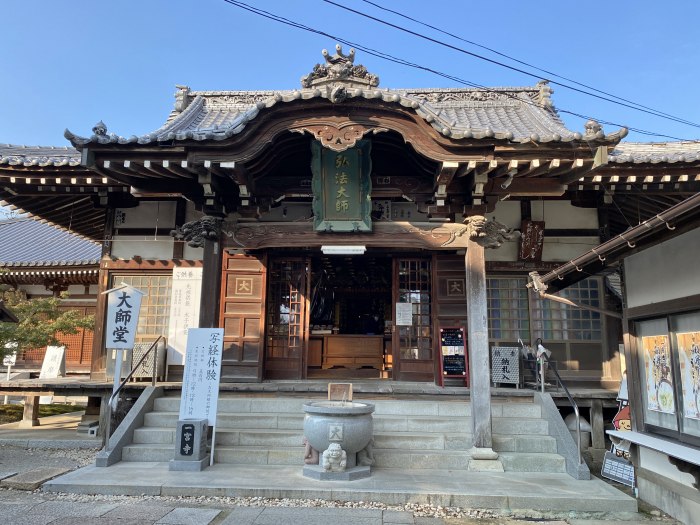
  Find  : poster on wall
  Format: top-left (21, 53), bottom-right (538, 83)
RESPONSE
top-left (167, 267), bottom-right (203, 366)
top-left (642, 335), bottom-right (676, 414)
top-left (677, 331), bottom-right (700, 420)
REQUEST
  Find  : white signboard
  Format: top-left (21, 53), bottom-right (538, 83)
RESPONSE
top-left (40, 345), bottom-right (65, 379)
top-left (167, 267), bottom-right (203, 366)
top-left (179, 328), bottom-right (224, 426)
top-left (105, 285), bottom-right (145, 349)
top-left (3, 343), bottom-right (17, 366)
top-left (3, 352), bottom-right (17, 366)
top-left (396, 303), bottom-right (414, 326)
top-left (39, 345), bottom-right (65, 404)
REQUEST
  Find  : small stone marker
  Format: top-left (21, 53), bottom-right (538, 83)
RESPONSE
top-left (328, 382), bottom-right (352, 401)
top-left (0, 467), bottom-right (71, 490)
top-left (169, 418), bottom-right (208, 471)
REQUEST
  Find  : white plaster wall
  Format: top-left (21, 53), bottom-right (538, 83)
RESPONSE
top-left (639, 447), bottom-right (697, 489)
top-left (624, 228), bottom-right (700, 309)
top-left (182, 244), bottom-right (204, 260)
top-left (16, 284), bottom-right (50, 297)
top-left (114, 201), bottom-right (177, 229)
top-left (487, 200), bottom-right (521, 229)
top-left (111, 236), bottom-right (174, 260)
top-left (484, 240), bottom-right (519, 261)
top-left (542, 237), bottom-right (601, 262)
top-left (531, 201), bottom-right (598, 229)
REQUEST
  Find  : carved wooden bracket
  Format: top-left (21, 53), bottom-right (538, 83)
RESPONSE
top-left (292, 124), bottom-right (388, 152)
top-left (463, 215), bottom-right (519, 249)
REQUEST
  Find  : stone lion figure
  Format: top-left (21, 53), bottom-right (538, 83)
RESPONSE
top-left (322, 443), bottom-right (347, 472)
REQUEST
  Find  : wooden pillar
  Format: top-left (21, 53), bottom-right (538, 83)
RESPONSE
top-left (18, 396), bottom-right (41, 428)
top-left (465, 240), bottom-right (494, 452)
top-left (590, 398), bottom-right (605, 450)
top-left (199, 238), bottom-right (223, 328)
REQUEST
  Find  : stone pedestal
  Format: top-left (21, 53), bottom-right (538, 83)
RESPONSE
top-left (302, 464), bottom-right (371, 480)
top-left (18, 396), bottom-right (40, 428)
top-left (169, 419), bottom-right (209, 471)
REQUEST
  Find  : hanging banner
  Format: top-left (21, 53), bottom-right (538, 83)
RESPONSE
top-left (642, 335), bottom-right (675, 414)
top-left (105, 285), bottom-right (145, 350)
top-left (179, 328), bottom-right (224, 426)
top-left (677, 331), bottom-right (700, 420)
top-left (167, 267), bottom-right (203, 366)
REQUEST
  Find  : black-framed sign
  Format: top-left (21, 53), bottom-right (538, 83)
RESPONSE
top-left (439, 327), bottom-right (468, 386)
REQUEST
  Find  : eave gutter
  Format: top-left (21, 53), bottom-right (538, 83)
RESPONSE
top-left (527, 192), bottom-right (700, 316)
top-left (533, 192), bottom-right (700, 288)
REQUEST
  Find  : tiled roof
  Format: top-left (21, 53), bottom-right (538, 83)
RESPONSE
top-left (64, 84), bottom-right (626, 148)
top-left (0, 144), bottom-right (81, 167)
top-left (0, 217), bottom-right (100, 266)
top-left (609, 141), bottom-right (700, 164)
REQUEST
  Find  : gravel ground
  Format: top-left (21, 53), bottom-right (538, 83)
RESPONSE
top-left (0, 446), bottom-right (684, 524)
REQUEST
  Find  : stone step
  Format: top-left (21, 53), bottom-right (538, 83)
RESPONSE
top-left (154, 396), bottom-right (540, 418)
top-left (122, 443), bottom-right (174, 462)
top-left (143, 411), bottom-right (545, 438)
top-left (498, 452), bottom-right (567, 473)
top-left (492, 417), bottom-right (548, 435)
top-left (493, 434), bottom-right (558, 453)
top-left (122, 441), bottom-right (566, 472)
top-left (131, 426), bottom-right (557, 454)
top-left (191, 427), bottom-right (550, 453)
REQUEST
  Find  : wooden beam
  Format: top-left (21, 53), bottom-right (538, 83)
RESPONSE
top-left (435, 161), bottom-right (460, 196)
top-left (455, 160), bottom-right (477, 178)
top-left (524, 158), bottom-right (561, 178)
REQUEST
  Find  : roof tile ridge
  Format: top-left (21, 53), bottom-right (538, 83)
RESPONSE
top-left (145, 95), bottom-right (207, 140)
top-left (395, 86), bottom-right (539, 94)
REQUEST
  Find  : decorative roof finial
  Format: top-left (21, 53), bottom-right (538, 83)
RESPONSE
top-left (322, 44), bottom-right (355, 66)
top-left (92, 121), bottom-right (108, 136)
top-left (301, 44), bottom-right (379, 90)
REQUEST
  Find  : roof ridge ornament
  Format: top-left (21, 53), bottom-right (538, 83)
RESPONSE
top-left (92, 121), bottom-right (108, 136)
top-left (174, 85), bottom-right (192, 113)
top-left (585, 119), bottom-right (605, 139)
top-left (535, 80), bottom-right (554, 109)
top-left (301, 44), bottom-right (380, 93)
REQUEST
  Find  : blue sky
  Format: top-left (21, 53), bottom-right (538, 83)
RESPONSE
top-left (2, 0), bottom-right (700, 148)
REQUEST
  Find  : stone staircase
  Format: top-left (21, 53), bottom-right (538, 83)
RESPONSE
top-left (120, 393), bottom-right (567, 474)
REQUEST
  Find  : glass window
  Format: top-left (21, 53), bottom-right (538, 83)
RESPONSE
top-left (531, 278), bottom-right (602, 341)
top-left (486, 277), bottom-right (530, 342)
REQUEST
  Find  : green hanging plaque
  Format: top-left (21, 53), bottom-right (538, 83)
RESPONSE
top-left (311, 140), bottom-right (372, 232)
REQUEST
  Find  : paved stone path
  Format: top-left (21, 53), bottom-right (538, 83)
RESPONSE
top-left (0, 443), bottom-right (684, 524)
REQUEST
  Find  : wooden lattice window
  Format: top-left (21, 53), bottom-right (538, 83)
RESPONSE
top-left (397, 259), bottom-right (432, 360)
top-left (266, 260), bottom-right (306, 359)
top-left (110, 274), bottom-right (172, 340)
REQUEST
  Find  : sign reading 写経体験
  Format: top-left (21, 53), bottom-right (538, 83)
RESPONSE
top-left (179, 328), bottom-right (224, 426)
